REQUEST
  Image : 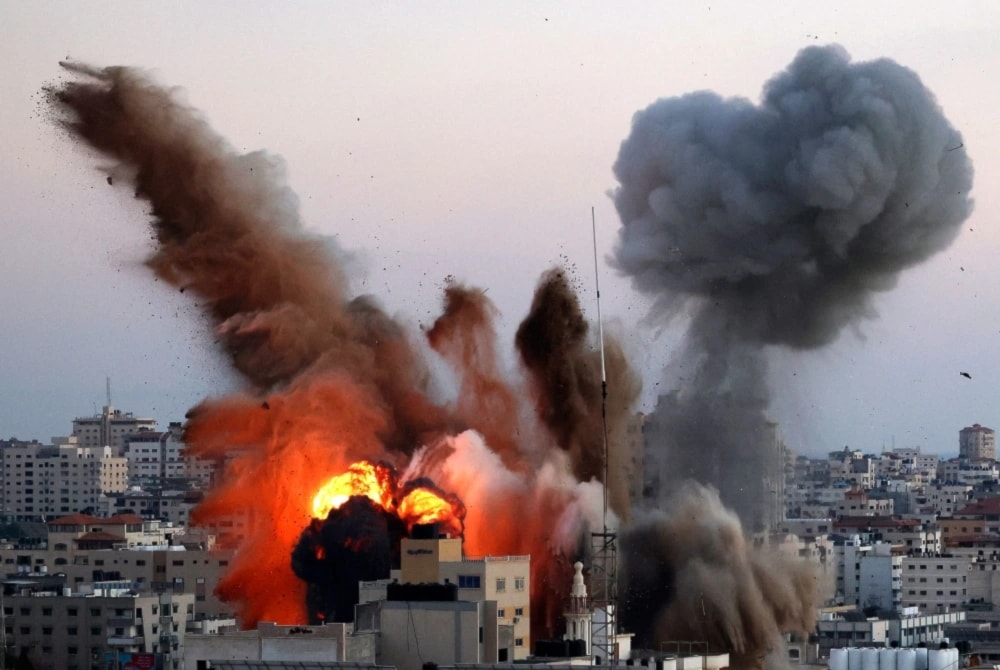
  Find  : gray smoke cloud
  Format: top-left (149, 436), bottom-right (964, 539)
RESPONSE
top-left (614, 45), bottom-right (973, 663)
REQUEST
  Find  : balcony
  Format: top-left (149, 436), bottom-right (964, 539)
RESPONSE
top-left (107, 635), bottom-right (144, 647)
top-left (107, 616), bottom-right (135, 626)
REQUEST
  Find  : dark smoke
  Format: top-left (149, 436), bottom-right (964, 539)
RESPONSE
top-left (292, 496), bottom-right (407, 624)
top-left (515, 269), bottom-right (640, 519)
top-left (615, 45), bottom-right (972, 664)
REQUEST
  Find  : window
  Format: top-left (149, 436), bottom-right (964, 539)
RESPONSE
top-left (515, 637), bottom-right (524, 647)
top-left (514, 577), bottom-right (525, 591)
top-left (458, 575), bottom-right (481, 589)
top-left (496, 578), bottom-right (506, 592)
top-left (515, 607), bottom-right (524, 617)
top-left (498, 608), bottom-right (506, 618)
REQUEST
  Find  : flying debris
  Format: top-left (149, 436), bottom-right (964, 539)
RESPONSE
top-left (960, 372), bottom-right (972, 379)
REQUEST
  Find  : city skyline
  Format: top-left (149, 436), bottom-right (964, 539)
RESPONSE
top-left (1, 3), bottom-right (998, 457)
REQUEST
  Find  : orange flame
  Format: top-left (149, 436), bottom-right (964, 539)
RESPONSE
top-left (311, 461), bottom-right (396, 520)
top-left (310, 460), bottom-right (465, 538)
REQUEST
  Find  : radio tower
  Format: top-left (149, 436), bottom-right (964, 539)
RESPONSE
top-left (589, 207), bottom-right (618, 665)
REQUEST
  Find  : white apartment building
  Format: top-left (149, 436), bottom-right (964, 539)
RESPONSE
top-left (939, 458), bottom-right (999, 485)
top-left (1, 439), bottom-right (128, 521)
top-left (123, 422), bottom-right (214, 487)
top-left (72, 405), bottom-right (158, 454)
top-left (835, 537), bottom-right (903, 611)
top-left (900, 554), bottom-right (971, 613)
top-left (912, 484), bottom-right (972, 517)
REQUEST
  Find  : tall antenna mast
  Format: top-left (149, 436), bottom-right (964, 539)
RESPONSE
top-left (106, 376), bottom-right (112, 407)
top-left (591, 206), bottom-right (609, 524)
top-left (589, 206), bottom-right (618, 665)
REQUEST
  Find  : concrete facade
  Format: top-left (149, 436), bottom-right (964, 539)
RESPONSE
top-left (72, 406), bottom-right (158, 454)
top-left (960, 424), bottom-right (996, 462)
top-left (2, 580), bottom-right (193, 670)
top-left (0, 440), bottom-right (128, 521)
top-left (900, 554), bottom-right (970, 613)
top-left (399, 536), bottom-right (531, 659)
top-left (183, 621), bottom-right (354, 666)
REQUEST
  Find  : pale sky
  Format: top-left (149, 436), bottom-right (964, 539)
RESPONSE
top-left (1, 1), bottom-right (997, 457)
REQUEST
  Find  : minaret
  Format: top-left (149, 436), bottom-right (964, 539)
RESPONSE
top-left (564, 561), bottom-right (592, 654)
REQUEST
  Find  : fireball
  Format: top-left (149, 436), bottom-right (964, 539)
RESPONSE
top-left (309, 460), bottom-right (465, 537)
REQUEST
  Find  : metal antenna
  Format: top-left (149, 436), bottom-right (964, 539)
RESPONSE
top-left (589, 206), bottom-right (618, 665)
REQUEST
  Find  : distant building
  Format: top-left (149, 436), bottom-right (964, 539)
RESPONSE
top-left (0, 438), bottom-right (128, 521)
top-left (836, 488), bottom-right (894, 518)
top-left (0, 520), bottom-right (235, 619)
top-left (72, 405), bottom-right (158, 454)
top-left (900, 553), bottom-right (971, 613)
top-left (960, 424), bottom-right (996, 462)
top-left (833, 536), bottom-right (903, 611)
top-left (816, 607), bottom-right (965, 653)
top-left (122, 421), bottom-right (215, 490)
top-left (938, 458), bottom-right (998, 486)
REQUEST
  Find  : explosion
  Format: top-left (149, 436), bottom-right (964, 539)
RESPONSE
top-left (48, 44), bottom-right (972, 667)
top-left (293, 460), bottom-right (465, 624)
top-left (309, 460), bottom-right (465, 538)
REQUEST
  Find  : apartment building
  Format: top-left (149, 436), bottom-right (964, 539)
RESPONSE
top-left (834, 536), bottom-right (903, 611)
top-left (960, 424), bottom-right (996, 462)
top-left (1, 517), bottom-right (235, 619)
top-left (72, 405), bottom-right (158, 454)
top-left (0, 439), bottom-right (128, 521)
top-left (2, 577), bottom-right (193, 670)
top-left (900, 553), bottom-right (971, 613)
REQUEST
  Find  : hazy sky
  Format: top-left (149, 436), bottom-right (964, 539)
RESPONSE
top-left (1, 2), bottom-right (997, 457)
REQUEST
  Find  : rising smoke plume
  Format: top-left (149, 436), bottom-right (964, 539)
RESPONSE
top-left (50, 61), bottom-right (632, 637)
top-left (621, 485), bottom-right (821, 669)
top-left (615, 44), bottom-right (973, 663)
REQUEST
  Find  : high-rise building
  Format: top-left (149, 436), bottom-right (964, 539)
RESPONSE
top-left (72, 405), bottom-right (158, 454)
top-left (959, 423), bottom-right (996, 462)
top-left (0, 438), bottom-right (128, 521)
